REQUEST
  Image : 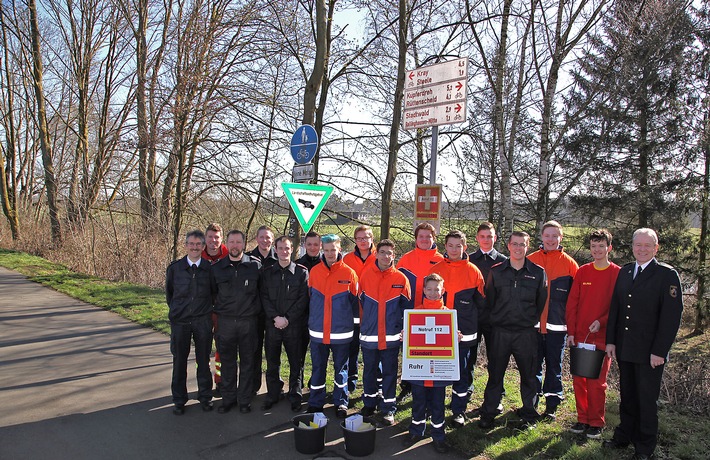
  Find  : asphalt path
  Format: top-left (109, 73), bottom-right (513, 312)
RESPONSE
top-left (0, 266), bottom-right (460, 459)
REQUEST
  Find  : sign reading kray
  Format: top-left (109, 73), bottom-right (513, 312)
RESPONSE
top-left (403, 58), bottom-right (468, 130)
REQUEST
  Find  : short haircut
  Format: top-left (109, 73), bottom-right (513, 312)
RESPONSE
top-left (632, 228), bottom-right (658, 245)
top-left (508, 231), bottom-right (530, 243)
top-left (274, 236), bottom-right (292, 248)
top-left (205, 223), bottom-right (222, 234)
top-left (541, 220), bottom-right (563, 235)
top-left (226, 229), bottom-right (246, 241)
top-left (376, 239), bottom-right (396, 252)
top-left (477, 221), bottom-right (495, 233)
top-left (353, 225), bottom-right (373, 238)
top-left (445, 230), bottom-right (466, 245)
top-left (256, 225), bottom-right (274, 237)
top-left (185, 230), bottom-right (205, 245)
top-left (423, 272), bottom-right (444, 287)
top-left (321, 234), bottom-right (341, 245)
top-left (589, 229), bottom-right (612, 246)
top-left (305, 231), bottom-right (321, 240)
top-left (414, 222), bottom-right (436, 239)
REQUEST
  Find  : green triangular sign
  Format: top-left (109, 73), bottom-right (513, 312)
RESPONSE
top-left (281, 182), bottom-right (334, 232)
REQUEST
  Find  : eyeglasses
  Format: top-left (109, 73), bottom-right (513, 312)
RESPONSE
top-left (355, 237), bottom-right (371, 242)
top-left (509, 242), bottom-right (528, 248)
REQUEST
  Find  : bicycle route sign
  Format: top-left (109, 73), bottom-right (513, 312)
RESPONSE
top-left (290, 125), bottom-right (318, 164)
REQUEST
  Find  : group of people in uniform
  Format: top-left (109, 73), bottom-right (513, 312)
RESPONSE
top-left (165, 220), bottom-right (683, 459)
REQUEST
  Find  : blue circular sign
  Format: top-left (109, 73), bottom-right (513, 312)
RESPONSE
top-left (290, 125), bottom-right (318, 164)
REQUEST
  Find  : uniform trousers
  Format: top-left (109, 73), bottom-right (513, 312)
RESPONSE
top-left (613, 360), bottom-right (665, 456)
top-left (252, 311), bottom-right (266, 393)
top-left (264, 322), bottom-right (303, 405)
top-left (450, 340), bottom-right (475, 415)
top-left (216, 315), bottom-right (257, 407)
top-left (170, 315), bottom-right (213, 406)
top-left (348, 325), bottom-right (361, 391)
top-left (309, 341), bottom-right (350, 409)
top-left (481, 328), bottom-right (539, 421)
top-left (410, 385), bottom-right (446, 442)
top-left (362, 346), bottom-right (399, 414)
top-left (535, 331), bottom-right (566, 412)
top-left (573, 354), bottom-right (611, 427)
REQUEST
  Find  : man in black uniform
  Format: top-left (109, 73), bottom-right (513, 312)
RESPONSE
top-left (165, 230), bottom-right (214, 415)
top-left (248, 225), bottom-right (278, 395)
top-left (479, 231), bottom-right (547, 429)
top-left (211, 230), bottom-right (262, 414)
top-left (469, 221), bottom-right (508, 407)
top-left (260, 236), bottom-right (310, 412)
top-left (295, 231), bottom-right (321, 387)
top-left (604, 228), bottom-right (683, 460)
top-left (296, 231), bottom-right (322, 271)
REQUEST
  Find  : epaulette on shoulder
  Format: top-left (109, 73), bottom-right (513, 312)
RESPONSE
top-left (168, 258), bottom-right (183, 268)
top-left (657, 261), bottom-right (675, 270)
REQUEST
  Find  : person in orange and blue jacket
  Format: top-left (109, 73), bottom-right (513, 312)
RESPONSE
top-left (402, 273), bottom-right (455, 454)
top-left (358, 239), bottom-right (411, 426)
top-left (429, 230), bottom-right (485, 428)
top-left (396, 222), bottom-right (444, 400)
top-left (306, 234), bottom-right (359, 418)
top-left (343, 224), bottom-right (376, 393)
top-left (527, 220), bottom-right (579, 419)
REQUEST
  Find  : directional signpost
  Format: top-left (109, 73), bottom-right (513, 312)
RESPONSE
top-left (403, 58), bottom-right (468, 130)
top-left (402, 58), bottom-right (468, 233)
top-left (281, 182), bottom-right (333, 233)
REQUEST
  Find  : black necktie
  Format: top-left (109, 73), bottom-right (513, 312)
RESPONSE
top-left (635, 265), bottom-right (642, 279)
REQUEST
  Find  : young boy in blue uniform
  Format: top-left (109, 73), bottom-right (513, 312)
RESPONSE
top-left (402, 273), bottom-right (454, 454)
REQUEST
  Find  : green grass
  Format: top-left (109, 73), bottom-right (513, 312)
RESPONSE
top-left (0, 248), bottom-right (170, 334)
top-left (1, 247), bottom-right (707, 459)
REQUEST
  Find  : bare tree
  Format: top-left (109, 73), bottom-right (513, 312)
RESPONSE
top-left (28, 0), bottom-right (61, 245)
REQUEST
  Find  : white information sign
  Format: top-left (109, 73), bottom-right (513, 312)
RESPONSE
top-left (402, 309), bottom-right (460, 381)
top-left (403, 59), bottom-right (468, 130)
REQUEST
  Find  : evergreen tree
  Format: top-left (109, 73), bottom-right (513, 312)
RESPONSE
top-left (565, 0), bottom-right (696, 241)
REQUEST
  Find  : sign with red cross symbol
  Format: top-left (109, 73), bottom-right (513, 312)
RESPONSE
top-left (414, 184), bottom-right (442, 235)
top-left (402, 309), bottom-right (459, 381)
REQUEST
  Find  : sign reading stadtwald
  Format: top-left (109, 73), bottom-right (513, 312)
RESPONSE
top-left (403, 58), bottom-right (468, 130)
top-left (402, 309), bottom-right (459, 381)
top-left (290, 125), bottom-right (318, 164)
top-left (281, 182), bottom-right (333, 232)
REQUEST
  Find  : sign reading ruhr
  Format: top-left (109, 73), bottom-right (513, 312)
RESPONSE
top-left (403, 58), bottom-right (468, 130)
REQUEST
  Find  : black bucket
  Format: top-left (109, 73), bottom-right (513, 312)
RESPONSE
top-left (292, 414), bottom-right (328, 455)
top-left (340, 418), bottom-right (376, 457)
top-left (570, 346), bottom-right (606, 379)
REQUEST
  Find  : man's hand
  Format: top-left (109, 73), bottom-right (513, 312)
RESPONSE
top-left (650, 354), bottom-right (665, 368)
top-left (589, 320), bottom-right (600, 333)
top-left (566, 335), bottom-right (575, 347)
top-left (606, 344), bottom-right (616, 360)
top-left (274, 316), bottom-right (288, 329)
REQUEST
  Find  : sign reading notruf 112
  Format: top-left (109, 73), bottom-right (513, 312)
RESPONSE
top-left (403, 58), bottom-right (468, 130)
top-left (402, 309), bottom-right (460, 381)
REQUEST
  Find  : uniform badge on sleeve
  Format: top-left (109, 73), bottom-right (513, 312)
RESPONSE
top-left (669, 285), bottom-right (678, 298)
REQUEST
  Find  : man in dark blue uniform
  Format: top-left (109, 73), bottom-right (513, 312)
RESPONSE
top-left (211, 230), bottom-right (262, 414)
top-left (166, 230), bottom-right (214, 415)
top-left (478, 231), bottom-right (547, 429)
top-left (604, 228), bottom-right (683, 460)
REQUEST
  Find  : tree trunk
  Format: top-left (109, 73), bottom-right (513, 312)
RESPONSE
top-left (28, 0), bottom-right (61, 245)
top-left (381, 0), bottom-right (407, 240)
top-left (135, 0), bottom-right (158, 228)
top-left (695, 110), bottom-right (710, 334)
top-left (495, 0), bottom-right (513, 237)
top-left (0, 6), bottom-right (20, 240)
